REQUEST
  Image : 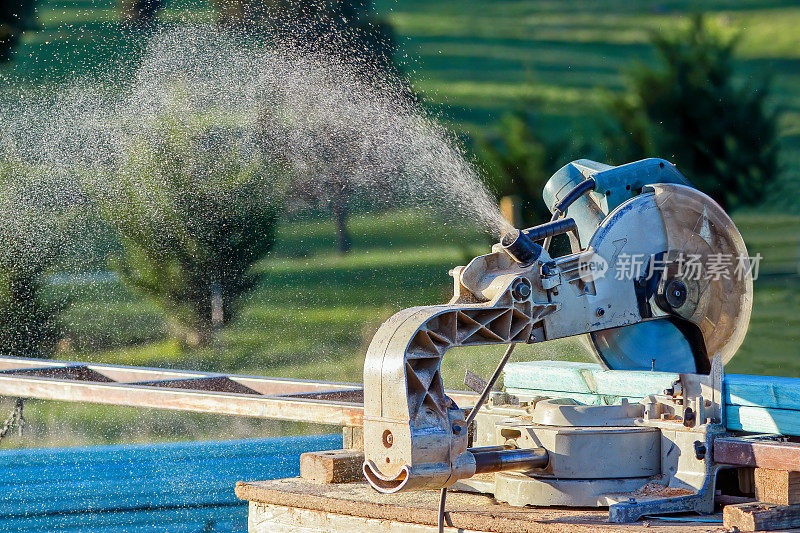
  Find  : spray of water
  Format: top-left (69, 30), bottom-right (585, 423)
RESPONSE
top-left (0, 24), bottom-right (512, 252)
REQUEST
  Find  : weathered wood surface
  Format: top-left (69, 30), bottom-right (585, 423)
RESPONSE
top-left (714, 437), bottom-right (800, 470)
top-left (754, 468), bottom-right (800, 505)
top-left (504, 361), bottom-right (800, 436)
top-left (248, 502), bottom-right (489, 533)
top-left (300, 448), bottom-right (364, 484)
top-left (723, 501), bottom-right (800, 531)
top-left (236, 478), bottom-right (725, 532)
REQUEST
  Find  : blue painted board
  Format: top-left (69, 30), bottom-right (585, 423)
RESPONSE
top-left (726, 405), bottom-right (800, 435)
top-left (504, 361), bottom-right (800, 436)
top-left (504, 387), bottom-right (639, 406)
top-left (504, 361), bottom-right (679, 397)
top-left (726, 374), bottom-right (800, 410)
top-left (505, 361), bottom-right (800, 410)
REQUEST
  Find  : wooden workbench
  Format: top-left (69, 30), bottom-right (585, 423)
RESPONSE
top-left (235, 478), bottom-right (726, 533)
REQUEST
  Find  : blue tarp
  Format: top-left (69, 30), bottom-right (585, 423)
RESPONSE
top-left (0, 434), bottom-right (340, 532)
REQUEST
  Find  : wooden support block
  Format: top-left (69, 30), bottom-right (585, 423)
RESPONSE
top-left (300, 449), bottom-right (364, 484)
top-left (724, 502), bottom-right (800, 531)
top-left (754, 468), bottom-right (800, 505)
top-left (342, 426), bottom-right (363, 450)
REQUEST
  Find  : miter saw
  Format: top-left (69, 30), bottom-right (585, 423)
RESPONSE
top-left (361, 158), bottom-right (753, 522)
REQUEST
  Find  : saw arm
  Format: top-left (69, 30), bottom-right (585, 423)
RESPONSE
top-left (363, 162), bottom-right (753, 494)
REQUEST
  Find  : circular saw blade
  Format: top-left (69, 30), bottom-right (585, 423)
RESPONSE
top-left (590, 320), bottom-right (698, 373)
top-left (588, 184), bottom-right (753, 373)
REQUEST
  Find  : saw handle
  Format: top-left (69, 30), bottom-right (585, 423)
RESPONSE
top-left (552, 177), bottom-right (596, 215)
top-left (544, 177), bottom-right (596, 251)
top-left (522, 217), bottom-right (578, 243)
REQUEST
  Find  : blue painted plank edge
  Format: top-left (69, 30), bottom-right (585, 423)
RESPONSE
top-left (726, 405), bottom-right (800, 435)
top-left (504, 361), bottom-right (800, 411)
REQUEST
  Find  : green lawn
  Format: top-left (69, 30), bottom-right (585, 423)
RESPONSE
top-left (1, 0), bottom-right (799, 446)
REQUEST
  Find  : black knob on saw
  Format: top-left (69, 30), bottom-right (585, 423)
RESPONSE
top-left (656, 278), bottom-right (688, 312)
top-left (502, 229), bottom-right (543, 265)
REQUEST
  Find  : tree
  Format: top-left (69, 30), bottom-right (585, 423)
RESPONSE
top-left (217, 0), bottom-right (396, 75)
top-left (0, 0), bottom-right (37, 63)
top-left (119, 0), bottom-right (163, 25)
top-left (89, 118), bottom-right (283, 348)
top-left (478, 108), bottom-right (593, 227)
top-left (244, 0), bottom-right (397, 253)
top-left (119, 0), bottom-right (397, 79)
top-left (0, 160), bottom-right (77, 357)
top-left (602, 14), bottom-right (779, 210)
top-left (116, 0), bottom-right (398, 254)
top-left (260, 114), bottom-right (368, 254)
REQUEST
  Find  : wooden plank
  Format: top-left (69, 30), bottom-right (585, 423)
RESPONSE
top-left (0, 355), bottom-right (360, 395)
top-left (504, 361), bottom-right (800, 436)
top-left (300, 449), bottom-right (364, 484)
top-left (504, 361), bottom-right (679, 398)
top-left (129, 376), bottom-right (261, 395)
top-left (237, 479), bottom-right (721, 532)
top-left (723, 502), bottom-right (800, 531)
top-left (726, 406), bottom-right (800, 436)
top-left (727, 374), bottom-right (800, 410)
top-left (0, 374), bottom-right (364, 426)
top-left (0, 365), bottom-right (114, 382)
top-left (755, 469), bottom-right (800, 505)
top-left (342, 427), bottom-right (363, 450)
top-left (504, 387), bottom-right (635, 405)
top-left (249, 501), bottom-right (486, 532)
top-left (503, 393), bottom-right (800, 436)
top-left (504, 361), bottom-right (605, 393)
top-left (505, 362), bottom-right (800, 412)
top-left (714, 438), bottom-right (800, 470)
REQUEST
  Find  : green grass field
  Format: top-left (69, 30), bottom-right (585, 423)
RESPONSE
top-left (1, 0), bottom-right (799, 445)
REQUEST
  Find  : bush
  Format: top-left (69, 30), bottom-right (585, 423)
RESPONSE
top-left (0, 0), bottom-right (37, 62)
top-left (0, 160), bottom-right (78, 357)
top-left (89, 117), bottom-right (283, 348)
top-left (478, 108), bottom-right (594, 227)
top-left (602, 14), bottom-right (779, 210)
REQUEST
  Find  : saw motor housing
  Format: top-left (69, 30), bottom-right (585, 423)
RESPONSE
top-left (361, 158), bottom-right (753, 521)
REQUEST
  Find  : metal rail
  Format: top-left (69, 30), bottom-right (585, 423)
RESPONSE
top-left (5, 355), bottom-right (800, 470)
top-left (0, 356), bottom-right (477, 427)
